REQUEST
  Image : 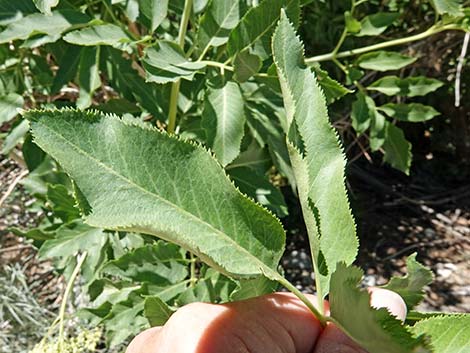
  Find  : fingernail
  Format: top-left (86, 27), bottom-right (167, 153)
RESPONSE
top-left (368, 288), bottom-right (407, 322)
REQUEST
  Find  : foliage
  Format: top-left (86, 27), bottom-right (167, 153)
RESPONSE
top-left (1, 0), bottom-right (469, 352)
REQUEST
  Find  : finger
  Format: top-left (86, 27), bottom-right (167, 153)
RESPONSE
top-left (368, 287), bottom-right (407, 322)
top-left (139, 292), bottom-right (327, 353)
top-left (126, 327), bottom-right (162, 353)
top-left (314, 324), bottom-right (368, 353)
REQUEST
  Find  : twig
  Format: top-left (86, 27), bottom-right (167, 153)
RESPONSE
top-left (0, 244), bottom-right (32, 254)
top-left (0, 169), bottom-right (28, 208)
top-left (455, 32), bottom-right (470, 107)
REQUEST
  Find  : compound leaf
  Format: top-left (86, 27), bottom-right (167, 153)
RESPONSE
top-left (27, 109), bottom-right (286, 282)
top-left (272, 12), bottom-right (358, 297)
top-left (329, 263), bottom-right (430, 353)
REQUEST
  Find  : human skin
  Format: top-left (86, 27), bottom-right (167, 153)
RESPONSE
top-left (127, 288), bottom-right (406, 353)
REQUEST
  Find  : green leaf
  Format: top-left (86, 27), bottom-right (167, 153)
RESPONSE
top-left (197, 0), bottom-right (242, 55)
top-left (312, 66), bottom-right (353, 104)
top-left (105, 47), bottom-right (164, 117)
top-left (430, 0), bottom-right (464, 17)
top-left (51, 45), bottom-right (81, 93)
top-left (138, 0), bottom-right (168, 32)
top-left (202, 81), bottom-right (246, 166)
top-left (383, 253), bottom-right (434, 311)
top-left (105, 301), bottom-right (148, 347)
top-left (32, 0), bottom-right (59, 15)
top-left (27, 109), bottom-right (286, 282)
top-left (143, 41), bottom-right (206, 84)
top-left (39, 222), bottom-right (109, 283)
top-left (351, 92), bottom-right (374, 133)
top-left (77, 46), bottom-right (101, 109)
top-left (412, 314), bottom-right (470, 353)
top-left (246, 105), bottom-right (296, 189)
top-left (368, 76), bottom-right (444, 97)
top-left (47, 184), bottom-right (81, 223)
top-left (10, 226), bottom-right (55, 241)
top-left (344, 11), bottom-right (361, 33)
top-left (1, 119), bottom-right (29, 154)
top-left (329, 263), bottom-right (430, 353)
top-left (378, 103), bottom-right (440, 122)
top-left (204, 268), bottom-right (237, 303)
top-left (144, 296), bottom-right (175, 326)
top-left (176, 278), bottom-right (215, 305)
top-left (272, 12), bottom-right (358, 298)
top-left (370, 110), bottom-right (386, 152)
top-left (0, 93), bottom-right (24, 125)
top-left (0, 10), bottom-right (90, 43)
top-left (233, 49), bottom-right (262, 83)
top-left (356, 12), bottom-right (399, 37)
top-left (382, 122), bottom-right (412, 174)
top-left (228, 166), bottom-right (288, 217)
top-left (230, 276), bottom-right (278, 301)
top-left (63, 24), bottom-right (131, 48)
top-left (357, 51), bottom-right (417, 71)
top-left (102, 242), bottom-right (188, 285)
top-left (23, 133), bottom-right (46, 171)
top-left (227, 0), bottom-right (300, 57)
top-left (0, 0), bottom-right (37, 26)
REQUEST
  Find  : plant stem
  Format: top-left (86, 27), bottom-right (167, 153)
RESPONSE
top-left (200, 60), bottom-right (234, 71)
top-left (167, 0), bottom-right (193, 134)
top-left (190, 253), bottom-right (197, 287)
top-left (277, 276), bottom-right (327, 327)
top-left (305, 24), bottom-right (459, 65)
top-left (58, 252), bottom-right (87, 351)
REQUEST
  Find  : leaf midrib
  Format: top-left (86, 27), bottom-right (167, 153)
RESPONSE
top-left (36, 120), bottom-right (275, 274)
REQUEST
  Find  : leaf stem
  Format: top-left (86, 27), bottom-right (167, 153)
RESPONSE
top-left (277, 276), bottom-right (327, 327)
top-left (58, 252), bottom-right (87, 351)
top-left (200, 60), bottom-right (234, 71)
top-left (190, 253), bottom-right (197, 287)
top-left (305, 24), bottom-right (459, 65)
top-left (167, 0), bottom-right (193, 134)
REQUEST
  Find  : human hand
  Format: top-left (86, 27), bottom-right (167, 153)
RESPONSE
top-left (126, 288), bottom-right (406, 353)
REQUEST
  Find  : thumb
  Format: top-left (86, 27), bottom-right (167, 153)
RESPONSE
top-left (126, 327), bottom-right (162, 353)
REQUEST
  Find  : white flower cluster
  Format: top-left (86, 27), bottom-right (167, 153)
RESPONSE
top-left (29, 328), bottom-right (102, 353)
